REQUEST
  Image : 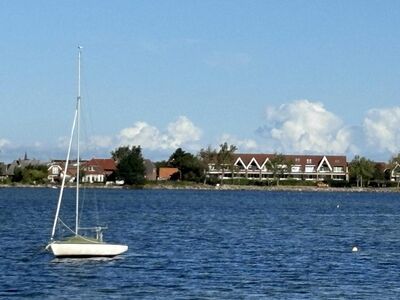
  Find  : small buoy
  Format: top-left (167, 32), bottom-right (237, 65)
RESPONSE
top-left (352, 246), bottom-right (358, 252)
top-left (336, 204), bottom-right (340, 208)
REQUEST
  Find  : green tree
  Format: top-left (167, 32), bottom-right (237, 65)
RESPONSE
top-left (268, 153), bottom-right (290, 186)
top-left (111, 146), bottom-right (131, 164)
top-left (12, 165), bottom-right (48, 184)
top-left (114, 146), bottom-right (145, 185)
top-left (216, 142), bottom-right (237, 184)
top-left (349, 155), bottom-right (375, 187)
top-left (12, 168), bottom-right (23, 182)
top-left (371, 163), bottom-right (386, 187)
top-left (168, 148), bottom-right (203, 182)
top-left (198, 146), bottom-right (218, 184)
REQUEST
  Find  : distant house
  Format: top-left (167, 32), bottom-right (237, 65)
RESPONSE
top-left (158, 167), bottom-right (180, 180)
top-left (208, 153), bottom-right (349, 182)
top-left (6, 153), bottom-right (43, 178)
top-left (390, 162), bottom-right (400, 183)
top-left (48, 160), bottom-right (80, 183)
top-left (144, 159), bottom-right (157, 181)
top-left (82, 158), bottom-right (116, 183)
top-left (0, 162), bottom-right (7, 181)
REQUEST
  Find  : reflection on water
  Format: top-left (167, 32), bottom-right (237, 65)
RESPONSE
top-left (51, 256), bottom-right (123, 264)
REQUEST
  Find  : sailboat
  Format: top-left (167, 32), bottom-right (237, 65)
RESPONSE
top-left (47, 47), bottom-right (128, 258)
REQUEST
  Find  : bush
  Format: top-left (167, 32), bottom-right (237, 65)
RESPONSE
top-left (326, 179), bottom-right (351, 188)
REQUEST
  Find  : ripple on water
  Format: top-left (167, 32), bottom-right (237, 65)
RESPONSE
top-left (1, 189), bottom-right (400, 299)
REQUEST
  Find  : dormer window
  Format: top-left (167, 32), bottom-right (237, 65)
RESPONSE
top-left (307, 158), bottom-right (312, 164)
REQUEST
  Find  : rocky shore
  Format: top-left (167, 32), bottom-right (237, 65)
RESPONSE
top-left (145, 183), bottom-right (400, 193)
top-left (1, 183), bottom-right (399, 193)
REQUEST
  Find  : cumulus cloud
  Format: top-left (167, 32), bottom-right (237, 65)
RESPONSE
top-left (118, 121), bottom-right (162, 149)
top-left (167, 116), bottom-right (202, 148)
top-left (0, 138), bottom-right (10, 149)
top-left (219, 134), bottom-right (258, 152)
top-left (87, 135), bottom-right (114, 149)
top-left (363, 107), bottom-right (400, 154)
top-left (118, 116), bottom-right (202, 150)
top-left (257, 100), bottom-right (353, 154)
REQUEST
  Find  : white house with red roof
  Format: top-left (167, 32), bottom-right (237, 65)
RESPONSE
top-left (82, 158), bottom-right (117, 183)
top-left (47, 160), bottom-right (81, 183)
top-left (208, 153), bottom-right (349, 181)
top-left (48, 158), bottom-right (116, 184)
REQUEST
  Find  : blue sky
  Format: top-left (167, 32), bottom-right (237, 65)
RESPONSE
top-left (1, 1), bottom-right (400, 163)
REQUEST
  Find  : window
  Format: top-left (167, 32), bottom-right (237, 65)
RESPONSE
top-left (334, 166), bottom-right (344, 172)
top-left (291, 166), bottom-right (300, 172)
top-left (305, 166), bottom-right (314, 173)
top-left (307, 158), bottom-right (312, 164)
top-left (295, 158), bottom-right (300, 163)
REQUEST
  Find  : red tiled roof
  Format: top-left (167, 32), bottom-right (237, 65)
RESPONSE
top-left (158, 167), bottom-right (179, 179)
top-left (84, 158), bottom-right (116, 171)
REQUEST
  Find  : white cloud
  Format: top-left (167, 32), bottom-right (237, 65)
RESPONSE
top-left (167, 116), bottom-right (202, 148)
top-left (119, 121), bottom-right (165, 149)
top-left (118, 116), bottom-right (202, 151)
top-left (219, 134), bottom-right (258, 152)
top-left (258, 100), bottom-right (353, 154)
top-left (87, 135), bottom-right (114, 149)
top-left (363, 107), bottom-right (400, 154)
top-left (0, 138), bottom-right (10, 149)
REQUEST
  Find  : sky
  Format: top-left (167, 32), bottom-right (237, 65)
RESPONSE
top-left (1, 1), bottom-right (400, 163)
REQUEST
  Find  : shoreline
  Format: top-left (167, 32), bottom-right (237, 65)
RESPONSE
top-left (1, 183), bottom-right (399, 193)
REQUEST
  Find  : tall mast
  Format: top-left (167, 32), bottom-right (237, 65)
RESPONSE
top-left (75, 46), bottom-right (82, 235)
top-left (50, 47), bottom-right (81, 240)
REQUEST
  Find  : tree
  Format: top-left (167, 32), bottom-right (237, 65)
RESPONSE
top-left (349, 155), bottom-right (375, 187)
top-left (111, 146), bottom-right (131, 164)
top-left (114, 146), bottom-right (145, 185)
top-left (268, 153), bottom-right (290, 186)
top-left (12, 165), bottom-right (48, 184)
top-left (168, 148), bottom-right (203, 182)
top-left (198, 146), bottom-right (218, 184)
top-left (216, 142), bottom-right (237, 184)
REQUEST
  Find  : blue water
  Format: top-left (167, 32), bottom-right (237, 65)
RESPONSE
top-left (1, 188), bottom-right (400, 299)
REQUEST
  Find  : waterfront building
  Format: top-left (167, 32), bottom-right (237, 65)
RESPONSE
top-left (207, 153), bottom-right (349, 182)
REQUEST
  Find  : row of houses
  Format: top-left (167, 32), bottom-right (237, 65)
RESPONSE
top-left (3, 153), bottom-right (400, 184)
top-left (48, 158), bottom-right (167, 183)
top-left (208, 154), bottom-right (349, 181)
top-left (0, 154), bottom-right (179, 183)
top-left (208, 153), bottom-right (400, 183)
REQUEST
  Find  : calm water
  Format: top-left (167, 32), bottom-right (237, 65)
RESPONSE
top-left (1, 188), bottom-right (400, 299)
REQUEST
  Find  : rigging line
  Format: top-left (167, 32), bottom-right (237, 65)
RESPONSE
top-left (57, 218), bottom-right (102, 244)
top-left (57, 218), bottom-right (76, 235)
top-left (50, 106), bottom-right (78, 240)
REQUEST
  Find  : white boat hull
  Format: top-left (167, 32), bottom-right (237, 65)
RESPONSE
top-left (50, 242), bottom-right (128, 258)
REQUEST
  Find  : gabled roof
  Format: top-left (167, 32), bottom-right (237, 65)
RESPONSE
top-left (317, 156), bottom-right (332, 171)
top-left (84, 158), bottom-right (116, 171)
top-left (234, 154), bottom-right (273, 167)
top-left (144, 159), bottom-right (156, 172)
top-left (233, 153), bottom-right (347, 170)
top-left (0, 162), bottom-right (6, 176)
